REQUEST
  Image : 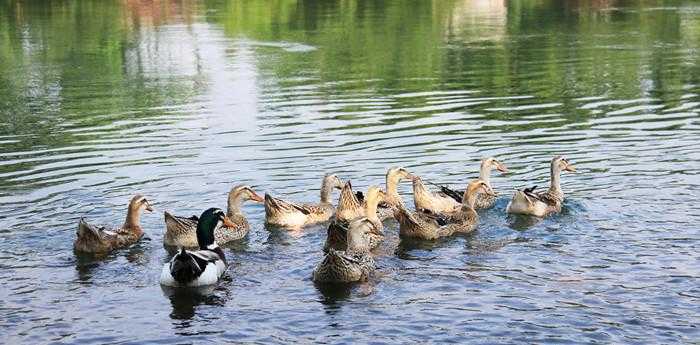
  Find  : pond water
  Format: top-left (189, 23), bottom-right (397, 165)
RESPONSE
top-left (1, 0), bottom-right (699, 343)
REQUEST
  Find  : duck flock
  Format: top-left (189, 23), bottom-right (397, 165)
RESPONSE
top-left (74, 156), bottom-right (576, 288)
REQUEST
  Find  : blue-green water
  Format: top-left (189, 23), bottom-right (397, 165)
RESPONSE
top-left (1, 0), bottom-right (699, 343)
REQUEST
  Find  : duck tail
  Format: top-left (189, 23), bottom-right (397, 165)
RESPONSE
top-left (76, 218), bottom-right (101, 240)
top-left (512, 190), bottom-right (534, 206)
top-left (169, 248), bottom-right (202, 284)
top-left (164, 211), bottom-right (197, 229)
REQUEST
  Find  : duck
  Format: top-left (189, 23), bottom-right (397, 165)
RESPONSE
top-left (377, 167), bottom-right (413, 220)
top-left (163, 185), bottom-right (263, 247)
top-left (433, 157), bottom-right (508, 210)
top-left (74, 194), bottom-right (153, 253)
top-left (312, 217), bottom-right (377, 283)
top-left (506, 156), bottom-right (576, 217)
top-left (324, 185), bottom-right (386, 252)
top-left (395, 179), bottom-right (495, 240)
top-left (264, 174), bottom-right (343, 229)
top-left (160, 208), bottom-right (233, 287)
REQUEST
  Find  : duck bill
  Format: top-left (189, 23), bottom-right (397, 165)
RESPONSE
top-left (565, 165), bottom-right (577, 172)
top-left (497, 164), bottom-right (509, 173)
top-left (250, 191), bottom-right (264, 203)
top-left (221, 216), bottom-right (237, 228)
top-left (146, 204), bottom-right (154, 212)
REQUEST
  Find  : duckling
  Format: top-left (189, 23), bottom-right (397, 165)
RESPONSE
top-left (324, 186), bottom-right (386, 252)
top-left (160, 208), bottom-right (233, 287)
top-left (437, 157), bottom-right (508, 210)
top-left (163, 185), bottom-right (264, 247)
top-left (313, 217), bottom-right (377, 283)
top-left (74, 194), bottom-right (153, 253)
top-left (264, 174), bottom-right (344, 229)
top-left (396, 180), bottom-right (494, 240)
top-left (377, 167), bottom-right (413, 220)
top-left (507, 156), bottom-right (576, 217)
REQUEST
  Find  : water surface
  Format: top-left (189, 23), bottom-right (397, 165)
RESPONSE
top-left (1, 0), bottom-right (699, 343)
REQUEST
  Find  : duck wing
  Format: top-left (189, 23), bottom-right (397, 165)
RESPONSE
top-left (265, 194), bottom-right (311, 215)
top-left (77, 218), bottom-right (104, 241)
top-left (535, 188), bottom-right (562, 206)
top-left (168, 249), bottom-right (222, 285)
top-left (164, 211), bottom-right (198, 230)
top-left (439, 186), bottom-right (463, 203)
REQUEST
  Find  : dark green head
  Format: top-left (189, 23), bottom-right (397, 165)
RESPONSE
top-left (196, 208), bottom-right (232, 249)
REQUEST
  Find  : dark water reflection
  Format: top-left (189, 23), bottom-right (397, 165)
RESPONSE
top-left (1, 0), bottom-right (699, 343)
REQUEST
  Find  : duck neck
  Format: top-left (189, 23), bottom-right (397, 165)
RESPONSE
top-left (320, 177), bottom-right (334, 204)
top-left (227, 193), bottom-right (244, 217)
top-left (549, 165), bottom-right (562, 194)
top-left (124, 206), bottom-right (142, 230)
top-left (479, 161), bottom-right (491, 186)
top-left (461, 187), bottom-right (477, 212)
top-left (365, 199), bottom-right (380, 224)
top-left (386, 176), bottom-right (402, 206)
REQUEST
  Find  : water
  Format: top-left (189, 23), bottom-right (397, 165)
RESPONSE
top-left (1, 0), bottom-right (699, 343)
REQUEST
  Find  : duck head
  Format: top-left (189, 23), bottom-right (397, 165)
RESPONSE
top-left (386, 167), bottom-right (413, 185)
top-left (346, 217), bottom-right (376, 254)
top-left (463, 179), bottom-right (496, 208)
top-left (129, 194), bottom-right (154, 213)
top-left (124, 194), bottom-right (153, 228)
top-left (483, 157), bottom-right (508, 174)
top-left (229, 185), bottom-right (264, 203)
top-left (364, 186), bottom-right (386, 209)
top-left (552, 156), bottom-right (576, 173)
top-left (320, 174), bottom-right (344, 203)
top-left (197, 208), bottom-right (235, 250)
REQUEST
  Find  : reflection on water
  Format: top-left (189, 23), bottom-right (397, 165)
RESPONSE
top-left (1, 0), bottom-right (699, 343)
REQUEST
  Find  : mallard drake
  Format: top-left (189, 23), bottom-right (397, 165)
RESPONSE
top-left (313, 217), bottom-right (377, 283)
top-left (435, 157), bottom-right (508, 210)
top-left (396, 179), bottom-right (494, 240)
top-left (160, 208), bottom-right (234, 287)
top-left (163, 185), bottom-right (263, 247)
top-left (324, 185), bottom-right (386, 252)
top-left (74, 194), bottom-right (154, 253)
top-left (264, 174), bottom-right (343, 229)
top-left (507, 156), bottom-right (576, 217)
top-left (377, 167), bottom-right (413, 220)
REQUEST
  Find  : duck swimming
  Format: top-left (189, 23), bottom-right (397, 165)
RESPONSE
top-left (434, 157), bottom-right (508, 210)
top-left (324, 185), bottom-right (385, 252)
top-left (313, 217), bottom-right (377, 283)
top-left (264, 174), bottom-right (343, 229)
top-left (163, 185), bottom-right (263, 247)
top-left (160, 208), bottom-right (233, 287)
top-left (396, 179), bottom-right (494, 240)
top-left (506, 156), bottom-right (576, 217)
top-left (74, 194), bottom-right (153, 253)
